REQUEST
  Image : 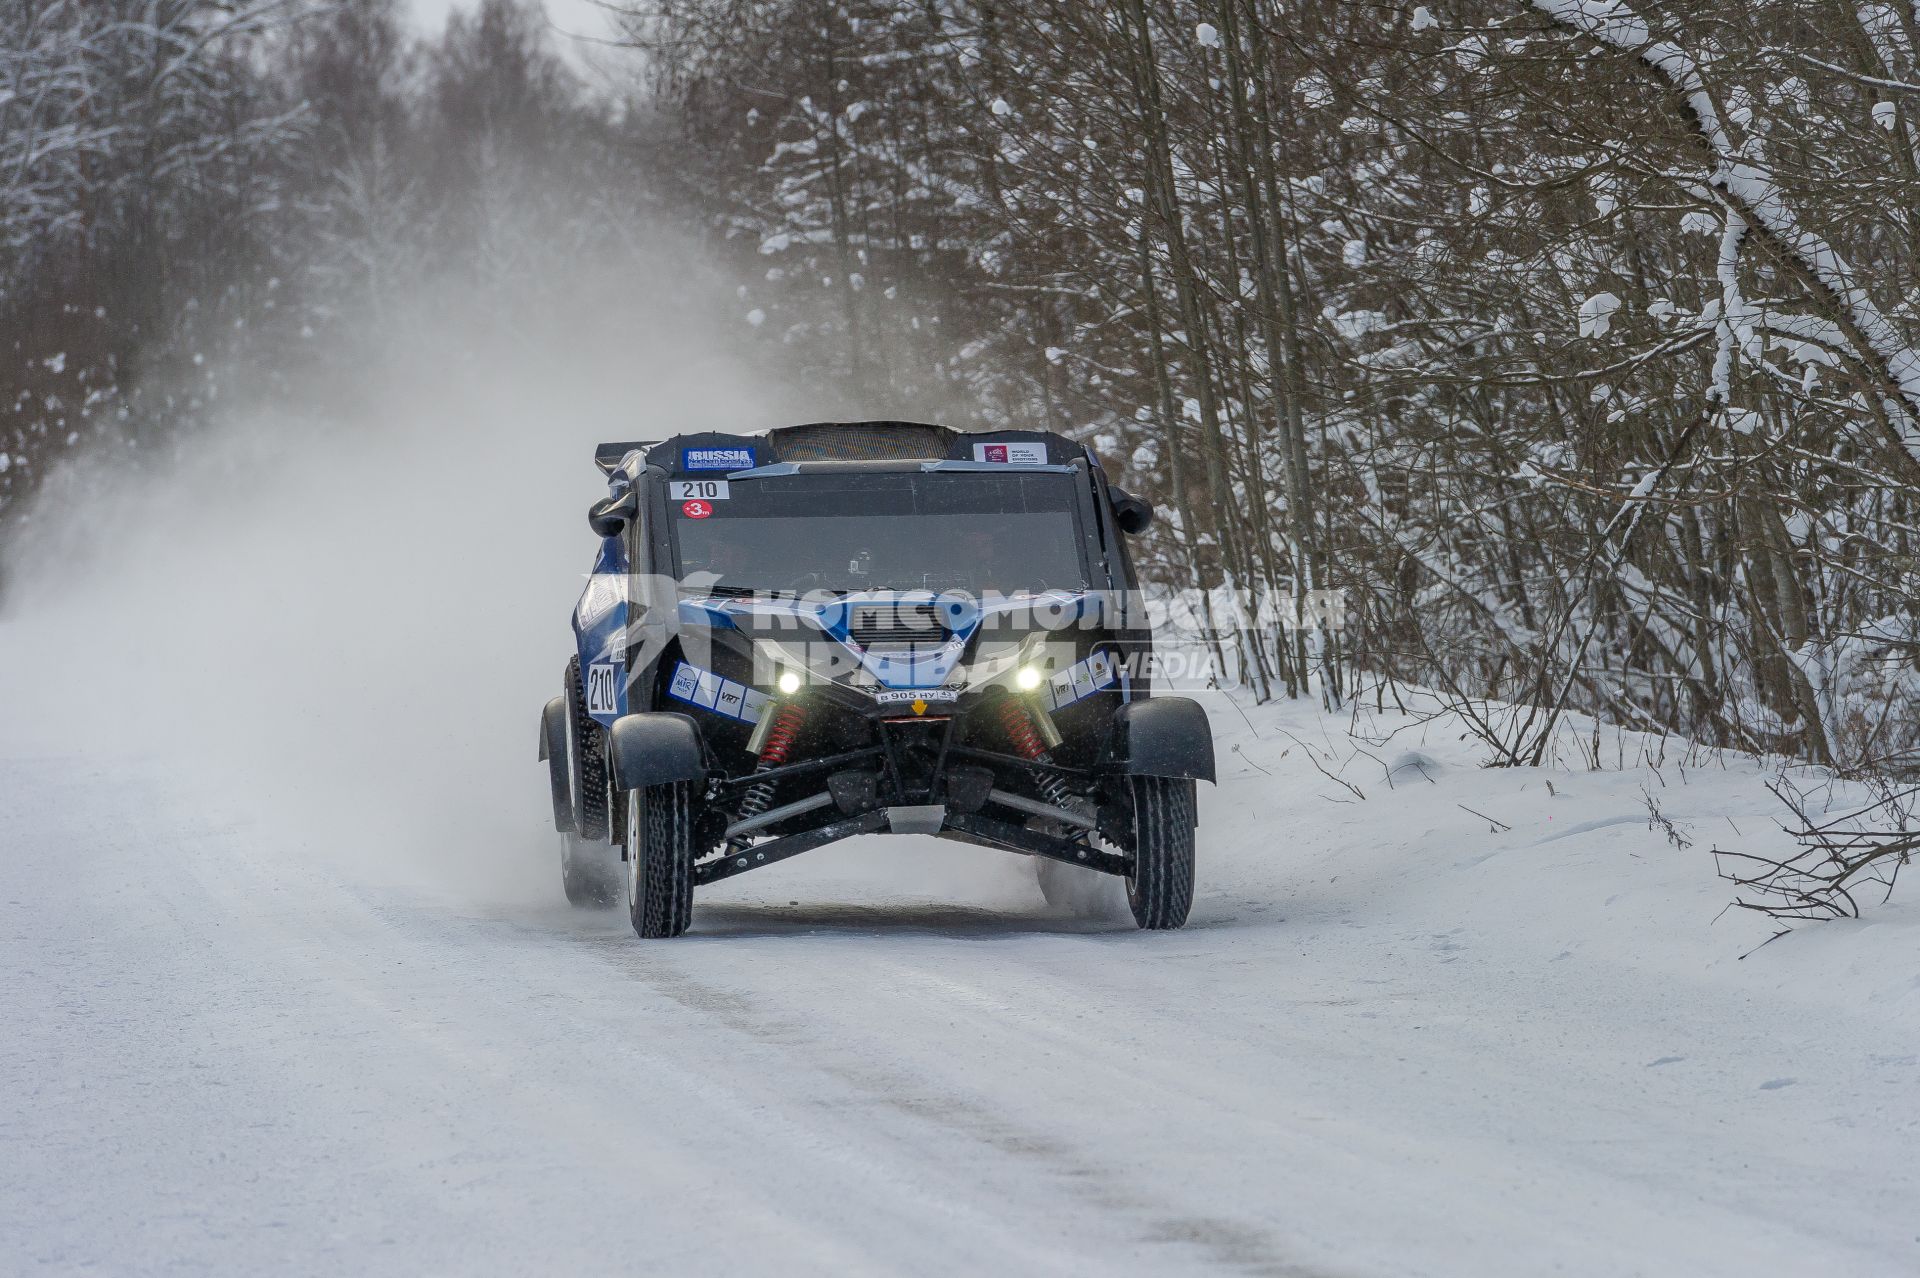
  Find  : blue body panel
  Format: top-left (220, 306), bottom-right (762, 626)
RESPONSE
top-left (573, 534), bottom-right (631, 729)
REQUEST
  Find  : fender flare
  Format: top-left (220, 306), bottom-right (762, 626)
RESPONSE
top-left (607, 711), bottom-right (707, 792)
top-left (1104, 697), bottom-right (1215, 783)
top-left (539, 696), bottom-right (575, 833)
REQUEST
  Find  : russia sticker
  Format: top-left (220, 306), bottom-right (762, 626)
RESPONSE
top-left (683, 447), bottom-right (755, 471)
top-left (682, 499), bottom-right (714, 519)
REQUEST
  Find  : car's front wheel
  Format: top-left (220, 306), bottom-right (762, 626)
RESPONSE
top-left (1125, 775), bottom-right (1196, 930)
top-left (627, 782), bottom-right (697, 938)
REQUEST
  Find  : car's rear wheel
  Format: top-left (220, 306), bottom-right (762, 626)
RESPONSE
top-left (628, 782), bottom-right (696, 938)
top-left (559, 833), bottom-right (621, 907)
top-left (1125, 775), bottom-right (1196, 930)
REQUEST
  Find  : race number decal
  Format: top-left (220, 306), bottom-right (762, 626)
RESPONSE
top-left (681, 499), bottom-right (714, 519)
top-left (586, 662), bottom-right (621, 716)
top-left (670, 480), bottom-right (729, 502)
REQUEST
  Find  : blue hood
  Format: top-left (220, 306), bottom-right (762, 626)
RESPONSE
top-left (677, 590), bottom-right (1100, 690)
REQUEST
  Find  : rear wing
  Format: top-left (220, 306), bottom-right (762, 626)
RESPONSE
top-left (598, 421), bottom-right (1091, 479)
top-left (594, 440), bottom-right (660, 475)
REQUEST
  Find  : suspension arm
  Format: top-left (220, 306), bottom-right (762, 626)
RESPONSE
top-left (939, 814), bottom-right (1133, 877)
top-left (695, 811), bottom-right (889, 886)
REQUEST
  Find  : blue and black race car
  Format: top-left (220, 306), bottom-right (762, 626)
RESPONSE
top-left (538, 421), bottom-right (1214, 937)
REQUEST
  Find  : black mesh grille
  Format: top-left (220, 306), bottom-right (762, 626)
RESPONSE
top-left (772, 421), bottom-right (951, 462)
top-left (848, 601), bottom-right (947, 650)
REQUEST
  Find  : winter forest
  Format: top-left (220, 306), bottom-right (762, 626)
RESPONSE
top-left (7, 0), bottom-right (1920, 913)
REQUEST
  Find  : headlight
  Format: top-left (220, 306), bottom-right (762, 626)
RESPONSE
top-left (776, 669), bottom-right (803, 695)
top-left (1015, 664), bottom-right (1044, 691)
top-left (575, 573), bottom-right (626, 627)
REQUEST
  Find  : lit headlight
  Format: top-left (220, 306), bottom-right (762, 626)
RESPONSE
top-left (1015, 664), bottom-right (1044, 691)
top-left (777, 669), bottom-right (803, 695)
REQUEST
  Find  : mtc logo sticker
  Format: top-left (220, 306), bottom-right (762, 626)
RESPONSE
top-left (681, 499), bottom-right (714, 519)
top-left (972, 441), bottom-right (1049, 465)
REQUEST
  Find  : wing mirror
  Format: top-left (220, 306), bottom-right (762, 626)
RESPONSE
top-left (588, 490), bottom-right (639, 538)
top-left (1111, 488), bottom-right (1155, 535)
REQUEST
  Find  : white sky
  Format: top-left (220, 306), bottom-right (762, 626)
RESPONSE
top-left (405, 0), bottom-right (612, 42)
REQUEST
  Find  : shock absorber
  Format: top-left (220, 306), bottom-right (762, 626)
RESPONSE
top-left (996, 697), bottom-right (1077, 810)
top-left (734, 701), bottom-right (808, 830)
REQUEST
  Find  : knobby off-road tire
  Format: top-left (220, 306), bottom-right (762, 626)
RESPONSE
top-left (559, 833), bottom-right (622, 908)
top-left (1126, 775), bottom-right (1196, 930)
top-left (565, 656), bottom-right (610, 842)
top-left (628, 782), bottom-right (697, 939)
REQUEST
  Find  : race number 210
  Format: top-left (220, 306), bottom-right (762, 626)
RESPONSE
top-left (586, 663), bottom-right (621, 715)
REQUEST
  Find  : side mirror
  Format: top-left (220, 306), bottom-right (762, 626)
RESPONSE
top-left (589, 490), bottom-right (639, 538)
top-left (1111, 489), bottom-right (1155, 535)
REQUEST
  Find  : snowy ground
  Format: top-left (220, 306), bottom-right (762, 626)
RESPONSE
top-left (4, 687), bottom-right (1916, 1277)
top-left (2, 298), bottom-right (1914, 1273)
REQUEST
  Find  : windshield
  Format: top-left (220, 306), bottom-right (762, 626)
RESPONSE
top-left (670, 470), bottom-right (1090, 596)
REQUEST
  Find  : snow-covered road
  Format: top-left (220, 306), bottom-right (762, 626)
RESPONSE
top-left (7, 693), bottom-right (1916, 1276)
top-left (3, 318), bottom-right (1914, 1274)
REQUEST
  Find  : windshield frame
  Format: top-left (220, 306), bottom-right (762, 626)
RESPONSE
top-left (656, 464), bottom-right (1106, 599)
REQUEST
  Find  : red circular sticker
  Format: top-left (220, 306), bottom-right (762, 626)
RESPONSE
top-left (681, 499), bottom-right (713, 519)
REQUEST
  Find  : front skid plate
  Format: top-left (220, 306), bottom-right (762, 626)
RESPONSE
top-left (692, 808), bottom-right (1132, 887)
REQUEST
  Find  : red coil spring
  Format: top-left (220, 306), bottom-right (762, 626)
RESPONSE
top-left (998, 696), bottom-right (1076, 809)
top-left (736, 702), bottom-right (808, 827)
top-left (997, 698), bottom-right (1047, 760)
top-left (758, 702), bottom-right (808, 768)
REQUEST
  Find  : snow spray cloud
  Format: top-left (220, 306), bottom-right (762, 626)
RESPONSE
top-left (0, 234), bottom-right (1079, 912)
top-left (0, 228), bottom-right (810, 905)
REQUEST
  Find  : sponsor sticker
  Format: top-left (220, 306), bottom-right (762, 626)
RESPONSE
top-left (670, 479), bottom-right (729, 502)
top-left (665, 662), bottom-right (772, 726)
top-left (683, 447), bottom-right (755, 471)
top-left (586, 662), bottom-right (622, 716)
top-left (668, 662), bottom-right (700, 702)
top-left (1042, 652), bottom-right (1119, 710)
top-left (1069, 661), bottom-right (1095, 701)
top-left (681, 499), bottom-right (714, 519)
top-left (971, 441), bottom-right (1049, 465)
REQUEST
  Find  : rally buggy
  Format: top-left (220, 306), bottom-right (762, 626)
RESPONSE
top-left (538, 420), bottom-right (1214, 937)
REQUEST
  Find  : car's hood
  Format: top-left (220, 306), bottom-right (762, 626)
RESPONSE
top-left (677, 589), bottom-right (1102, 691)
